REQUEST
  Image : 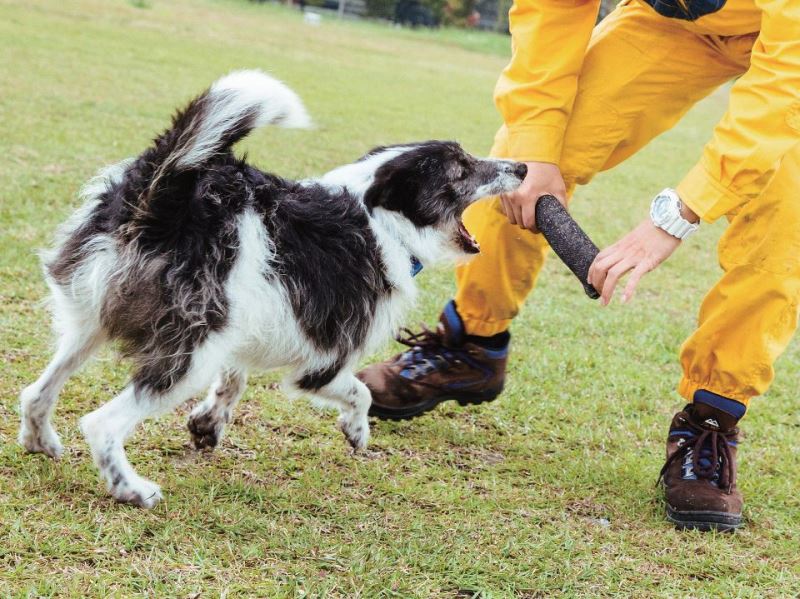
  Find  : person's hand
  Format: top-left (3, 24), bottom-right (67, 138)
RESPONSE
top-left (588, 218), bottom-right (682, 306)
top-left (499, 161), bottom-right (566, 232)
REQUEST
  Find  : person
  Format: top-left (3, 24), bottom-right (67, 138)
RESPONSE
top-left (358, 0), bottom-right (800, 531)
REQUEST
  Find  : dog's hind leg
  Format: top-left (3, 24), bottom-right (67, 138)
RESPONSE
top-left (308, 372), bottom-right (372, 451)
top-left (79, 351), bottom-right (221, 508)
top-left (19, 325), bottom-right (104, 459)
top-left (187, 368), bottom-right (248, 450)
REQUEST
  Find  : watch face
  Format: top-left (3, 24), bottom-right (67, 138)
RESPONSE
top-left (651, 193), bottom-right (677, 225)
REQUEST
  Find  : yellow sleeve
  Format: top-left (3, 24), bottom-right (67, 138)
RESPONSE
top-left (677, 0), bottom-right (800, 223)
top-left (493, 0), bottom-right (600, 164)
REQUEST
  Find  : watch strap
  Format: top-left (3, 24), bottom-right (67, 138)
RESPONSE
top-left (659, 211), bottom-right (698, 239)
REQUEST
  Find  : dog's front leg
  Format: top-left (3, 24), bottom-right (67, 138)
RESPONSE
top-left (313, 373), bottom-right (372, 450)
top-left (79, 386), bottom-right (165, 509)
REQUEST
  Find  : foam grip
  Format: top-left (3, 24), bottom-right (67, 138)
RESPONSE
top-left (534, 194), bottom-right (601, 299)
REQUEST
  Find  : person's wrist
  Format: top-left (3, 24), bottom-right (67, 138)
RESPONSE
top-left (679, 200), bottom-right (700, 224)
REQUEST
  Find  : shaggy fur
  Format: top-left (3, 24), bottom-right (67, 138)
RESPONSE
top-left (19, 70), bottom-right (526, 508)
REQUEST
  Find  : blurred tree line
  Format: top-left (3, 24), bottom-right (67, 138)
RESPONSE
top-left (281, 0), bottom-right (620, 30)
top-left (365, 0), bottom-right (619, 30)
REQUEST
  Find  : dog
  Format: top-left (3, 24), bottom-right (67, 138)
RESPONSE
top-left (18, 70), bottom-right (527, 508)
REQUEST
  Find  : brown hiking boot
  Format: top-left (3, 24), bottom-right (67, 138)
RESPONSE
top-left (659, 402), bottom-right (743, 532)
top-left (359, 301), bottom-right (508, 420)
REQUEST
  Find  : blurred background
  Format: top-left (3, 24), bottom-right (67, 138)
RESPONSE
top-left (253, 0), bottom-right (617, 31)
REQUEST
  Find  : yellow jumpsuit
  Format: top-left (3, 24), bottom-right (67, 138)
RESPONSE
top-left (455, 0), bottom-right (800, 405)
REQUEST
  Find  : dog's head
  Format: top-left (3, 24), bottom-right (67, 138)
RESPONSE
top-left (361, 141), bottom-right (526, 261)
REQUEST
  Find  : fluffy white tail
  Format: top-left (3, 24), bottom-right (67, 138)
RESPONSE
top-left (152, 69), bottom-right (311, 173)
top-left (131, 69), bottom-right (311, 219)
top-left (174, 70), bottom-right (311, 169)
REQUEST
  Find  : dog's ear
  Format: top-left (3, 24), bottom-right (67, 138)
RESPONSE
top-left (364, 164), bottom-right (420, 215)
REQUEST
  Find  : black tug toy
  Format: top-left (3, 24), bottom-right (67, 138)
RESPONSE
top-left (533, 194), bottom-right (601, 300)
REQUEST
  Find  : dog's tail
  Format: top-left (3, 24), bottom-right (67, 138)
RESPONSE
top-left (156, 69), bottom-right (310, 171)
top-left (137, 70), bottom-right (310, 213)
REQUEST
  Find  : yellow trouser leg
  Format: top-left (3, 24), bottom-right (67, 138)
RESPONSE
top-left (678, 146), bottom-right (800, 406)
top-left (455, 1), bottom-right (752, 337)
top-left (454, 195), bottom-right (550, 337)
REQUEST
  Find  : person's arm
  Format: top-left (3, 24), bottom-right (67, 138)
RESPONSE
top-left (588, 0), bottom-right (800, 305)
top-left (495, 0), bottom-right (600, 229)
top-left (676, 0), bottom-right (800, 222)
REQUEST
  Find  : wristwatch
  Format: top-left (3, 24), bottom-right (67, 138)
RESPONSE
top-left (650, 188), bottom-right (699, 240)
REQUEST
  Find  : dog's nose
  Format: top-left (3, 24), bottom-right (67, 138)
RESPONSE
top-left (514, 163), bottom-right (528, 179)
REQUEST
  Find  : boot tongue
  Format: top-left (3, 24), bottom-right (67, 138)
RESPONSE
top-left (438, 301), bottom-right (466, 347)
top-left (689, 401), bottom-right (739, 432)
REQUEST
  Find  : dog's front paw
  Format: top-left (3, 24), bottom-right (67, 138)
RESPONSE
top-left (110, 475), bottom-right (162, 509)
top-left (338, 414), bottom-right (370, 450)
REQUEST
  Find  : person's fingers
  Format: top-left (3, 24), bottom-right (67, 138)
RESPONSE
top-left (522, 200), bottom-right (537, 231)
top-left (508, 205), bottom-right (519, 225)
top-left (588, 257), bottom-right (598, 287)
top-left (498, 195), bottom-right (509, 217)
top-left (601, 257), bottom-right (636, 306)
top-left (593, 242), bottom-right (620, 264)
top-left (589, 250), bottom-right (621, 293)
top-left (503, 195), bottom-right (518, 225)
top-left (621, 262), bottom-right (650, 304)
top-left (512, 202), bottom-right (525, 230)
top-left (502, 184), bottom-right (564, 232)
top-left (588, 257), bottom-right (604, 293)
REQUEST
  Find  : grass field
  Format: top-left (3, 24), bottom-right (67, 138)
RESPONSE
top-left (2, 0), bottom-right (800, 596)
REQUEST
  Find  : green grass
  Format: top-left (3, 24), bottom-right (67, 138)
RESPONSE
top-left (2, 0), bottom-right (800, 596)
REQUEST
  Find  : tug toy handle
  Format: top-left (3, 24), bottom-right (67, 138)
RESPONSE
top-left (534, 194), bottom-right (601, 300)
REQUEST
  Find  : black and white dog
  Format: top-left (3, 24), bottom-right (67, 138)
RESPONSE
top-left (19, 70), bottom-right (526, 508)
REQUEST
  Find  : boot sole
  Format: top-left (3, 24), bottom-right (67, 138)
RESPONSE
top-left (666, 507), bottom-right (742, 532)
top-left (368, 388), bottom-right (501, 421)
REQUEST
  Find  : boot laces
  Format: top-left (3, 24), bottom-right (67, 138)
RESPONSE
top-left (395, 325), bottom-right (468, 375)
top-left (658, 423), bottom-right (737, 494)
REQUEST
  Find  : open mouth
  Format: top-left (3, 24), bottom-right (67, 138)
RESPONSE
top-left (456, 219), bottom-right (480, 254)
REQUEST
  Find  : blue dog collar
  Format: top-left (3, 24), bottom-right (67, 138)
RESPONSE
top-left (410, 256), bottom-right (423, 277)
